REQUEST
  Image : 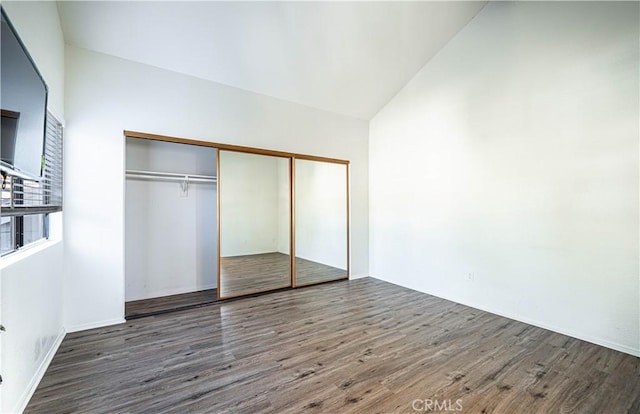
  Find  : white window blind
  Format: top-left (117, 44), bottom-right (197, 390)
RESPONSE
top-left (1, 111), bottom-right (63, 216)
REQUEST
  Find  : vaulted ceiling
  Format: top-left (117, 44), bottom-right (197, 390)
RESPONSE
top-left (57, 1), bottom-right (486, 120)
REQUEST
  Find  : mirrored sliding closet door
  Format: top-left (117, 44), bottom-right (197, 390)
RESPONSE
top-left (218, 150), bottom-right (291, 299)
top-left (294, 159), bottom-right (348, 286)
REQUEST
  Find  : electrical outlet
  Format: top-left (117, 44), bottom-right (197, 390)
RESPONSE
top-left (466, 272), bottom-right (475, 282)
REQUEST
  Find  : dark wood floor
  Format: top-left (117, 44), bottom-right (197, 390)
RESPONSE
top-left (125, 289), bottom-right (218, 319)
top-left (26, 278), bottom-right (640, 413)
top-left (220, 252), bottom-right (346, 298)
top-left (295, 256), bottom-right (346, 286)
top-left (220, 252), bottom-right (291, 297)
top-left (126, 254), bottom-right (346, 318)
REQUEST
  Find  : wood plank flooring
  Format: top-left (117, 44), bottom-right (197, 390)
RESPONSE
top-left (26, 278), bottom-right (640, 413)
top-left (125, 289), bottom-right (218, 319)
top-left (220, 252), bottom-right (346, 297)
top-left (125, 254), bottom-right (345, 319)
top-left (220, 252), bottom-right (291, 297)
top-left (295, 256), bottom-right (346, 286)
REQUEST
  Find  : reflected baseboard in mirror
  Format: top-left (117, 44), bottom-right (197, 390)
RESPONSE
top-left (295, 257), bottom-right (347, 286)
top-left (220, 253), bottom-right (291, 298)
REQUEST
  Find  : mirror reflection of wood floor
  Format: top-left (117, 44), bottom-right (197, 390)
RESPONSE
top-left (220, 252), bottom-right (346, 297)
top-left (125, 289), bottom-right (217, 319)
top-left (124, 253), bottom-right (346, 319)
top-left (295, 255), bottom-right (347, 286)
top-left (26, 278), bottom-right (640, 413)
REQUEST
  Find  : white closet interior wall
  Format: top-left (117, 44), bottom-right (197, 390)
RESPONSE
top-left (125, 138), bottom-right (217, 301)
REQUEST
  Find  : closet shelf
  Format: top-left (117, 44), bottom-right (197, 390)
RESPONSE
top-left (125, 169), bottom-right (217, 183)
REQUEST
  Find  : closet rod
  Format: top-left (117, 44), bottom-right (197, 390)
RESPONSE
top-left (125, 169), bottom-right (217, 182)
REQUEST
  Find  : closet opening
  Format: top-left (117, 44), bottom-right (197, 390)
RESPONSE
top-left (124, 137), bottom-right (218, 319)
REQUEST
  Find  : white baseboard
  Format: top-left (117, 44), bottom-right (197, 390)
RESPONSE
top-left (516, 315), bottom-right (639, 357)
top-left (349, 274), bottom-right (369, 280)
top-left (369, 276), bottom-right (639, 358)
top-left (65, 318), bottom-right (126, 333)
top-left (14, 328), bottom-right (66, 414)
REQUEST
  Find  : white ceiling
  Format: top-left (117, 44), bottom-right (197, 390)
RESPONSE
top-left (57, 1), bottom-right (486, 120)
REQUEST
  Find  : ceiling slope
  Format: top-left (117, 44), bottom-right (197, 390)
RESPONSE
top-left (57, 1), bottom-right (486, 120)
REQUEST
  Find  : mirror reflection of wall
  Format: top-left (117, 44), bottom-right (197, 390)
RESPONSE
top-left (294, 159), bottom-right (348, 286)
top-left (219, 150), bottom-right (291, 298)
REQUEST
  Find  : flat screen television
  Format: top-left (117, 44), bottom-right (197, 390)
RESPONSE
top-left (1, 7), bottom-right (48, 179)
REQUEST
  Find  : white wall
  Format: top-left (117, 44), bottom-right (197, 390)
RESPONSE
top-left (1, 241), bottom-right (65, 414)
top-left (0, 2), bottom-right (65, 412)
top-left (295, 159), bottom-right (348, 269)
top-left (370, 1), bottom-right (639, 355)
top-left (64, 45), bottom-right (369, 330)
top-left (125, 138), bottom-right (217, 301)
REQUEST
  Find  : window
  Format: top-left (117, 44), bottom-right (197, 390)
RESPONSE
top-left (0, 111), bottom-right (63, 256)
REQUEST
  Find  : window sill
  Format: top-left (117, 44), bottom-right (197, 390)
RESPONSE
top-left (0, 238), bottom-right (62, 270)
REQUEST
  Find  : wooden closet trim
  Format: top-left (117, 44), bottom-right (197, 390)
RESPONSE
top-left (124, 130), bottom-right (350, 165)
top-left (290, 157), bottom-right (297, 288)
top-left (216, 148), bottom-right (221, 301)
top-left (125, 129), bottom-right (351, 299)
top-left (291, 159), bottom-right (350, 288)
top-left (346, 164), bottom-right (351, 279)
